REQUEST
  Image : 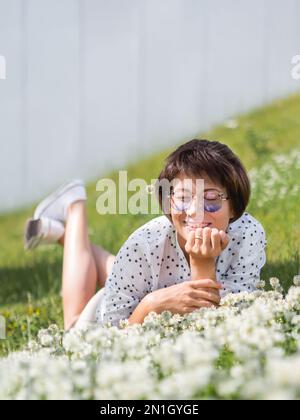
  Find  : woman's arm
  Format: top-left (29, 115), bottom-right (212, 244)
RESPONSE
top-left (103, 227), bottom-right (227, 327)
top-left (127, 278), bottom-right (222, 325)
top-left (190, 257), bottom-right (217, 281)
top-left (186, 227), bottom-right (230, 281)
top-left (127, 228), bottom-right (229, 326)
top-left (127, 295), bottom-right (153, 325)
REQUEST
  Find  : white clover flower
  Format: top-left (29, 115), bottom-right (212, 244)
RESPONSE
top-left (39, 333), bottom-right (54, 348)
top-left (293, 275), bottom-right (300, 287)
top-left (256, 280), bottom-right (266, 290)
top-left (269, 277), bottom-right (280, 289)
top-left (291, 315), bottom-right (300, 326)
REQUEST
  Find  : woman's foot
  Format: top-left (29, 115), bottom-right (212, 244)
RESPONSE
top-left (24, 179), bottom-right (87, 250)
top-left (24, 217), bottom-right (65, 250)
top-left (33, 179), bottom-right (87, 224)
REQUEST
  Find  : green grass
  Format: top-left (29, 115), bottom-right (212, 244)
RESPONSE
top-left (1, 92), bottom-right (300, 357)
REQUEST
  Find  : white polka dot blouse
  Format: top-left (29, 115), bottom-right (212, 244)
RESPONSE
top-left (96, 212), bottom-right (267, 326)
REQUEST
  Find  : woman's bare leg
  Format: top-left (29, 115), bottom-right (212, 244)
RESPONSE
top-left (61, 200), bottom-right (115, 330)
top-left (58, 235), bottom-right (116, 289)
top-left (89, 244), bottom-right (116, 288)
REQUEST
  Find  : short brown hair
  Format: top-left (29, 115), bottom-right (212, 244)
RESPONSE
top-left (156, 139), bottom-right (251, 223)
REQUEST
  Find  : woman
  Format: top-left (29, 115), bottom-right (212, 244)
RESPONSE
top-left (24, 139), bottom-right (267, 330)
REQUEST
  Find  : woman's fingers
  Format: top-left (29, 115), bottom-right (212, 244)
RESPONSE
top-left (193, 228), bottom-right (203, 252)
top-left (190, 290), bottom-right (221, 305)
top-left (185, 230), bottom-right (195, 253)
top-left (189, 300), bottom-right (215, 310)
top-left (186, 227), bottom-right (231, 257)
top-left (196, 227), bottom-right (223, 254)
top-left (219, 230), bottom-right (231, 250)
top-left (200, 287), bottom-right (221, 297)
top-left (211, 228), bottom-right (221, 251)
top-left (202, 227), bottom-right (212, 251)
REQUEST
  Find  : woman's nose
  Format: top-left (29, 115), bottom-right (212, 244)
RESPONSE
top-left (186, 197), bottom-right (204, 219)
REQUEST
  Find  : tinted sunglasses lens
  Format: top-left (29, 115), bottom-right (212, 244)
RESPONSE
top-left (170, 193), bottom-right (224, 213)
top-left (204, 200), bottom-right (222, 212)
top-left (171, 196), bottom-right (190, 212)
top-left (173, 201), bottom-right (189, 211)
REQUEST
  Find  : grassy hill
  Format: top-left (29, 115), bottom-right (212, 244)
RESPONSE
top-left (1, 92), bottom-right (300, 356)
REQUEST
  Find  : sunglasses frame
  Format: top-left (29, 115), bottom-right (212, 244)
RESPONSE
top-left (168, 189), bottom-right (230, 213)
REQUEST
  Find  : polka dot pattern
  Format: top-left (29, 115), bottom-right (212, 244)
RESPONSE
top-left (96, 212), bottom-right (267, 326)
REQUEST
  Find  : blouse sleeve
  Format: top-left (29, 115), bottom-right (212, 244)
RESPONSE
top-left (222, 221), bottom-right (267, 293)
top-left (100, 234), bottom-right (153, 327)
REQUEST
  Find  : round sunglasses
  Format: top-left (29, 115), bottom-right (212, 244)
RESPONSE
top-left (169, 189), bottom-right (230, 213)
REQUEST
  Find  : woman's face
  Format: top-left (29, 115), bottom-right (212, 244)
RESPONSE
top-left (169, 172), bottom-right (234, 248)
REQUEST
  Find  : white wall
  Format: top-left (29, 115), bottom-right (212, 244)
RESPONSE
top-left (0, 0), bottom-right (299, 212)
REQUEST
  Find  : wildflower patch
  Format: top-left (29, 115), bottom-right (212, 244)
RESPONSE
top-left (0, 278), bottom-right (300, 400)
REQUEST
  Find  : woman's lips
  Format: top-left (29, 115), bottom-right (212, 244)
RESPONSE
top-left (184, 222), bottom-right (212, 231)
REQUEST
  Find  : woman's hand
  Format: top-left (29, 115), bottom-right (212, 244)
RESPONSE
top-left (144, 279), bottom-right (222, 316)
top-left (185, 227), bottom-right (230, 261)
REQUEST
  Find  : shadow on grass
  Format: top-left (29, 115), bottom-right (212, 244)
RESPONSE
top-left (0, 259), bottom-right (62, 306)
